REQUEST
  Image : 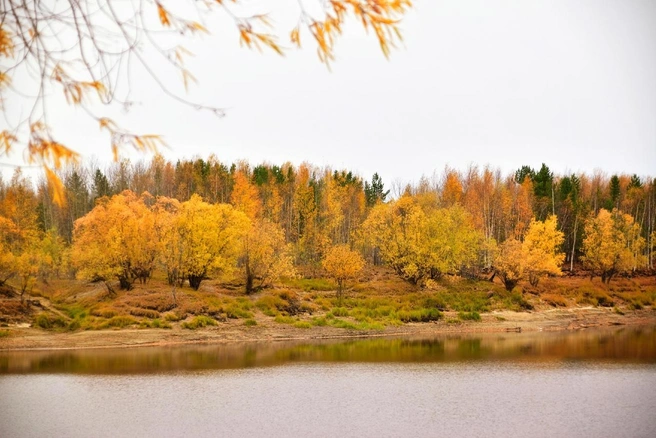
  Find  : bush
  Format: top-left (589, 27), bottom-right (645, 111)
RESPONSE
top-left (101, 316), bottom-right (138, 329)
top-left (151, 319), bottom-right (172, 329)
top-left (397, 308), bottom-right (442, 323)
top-left (274, 315), bottom-right (295, 324)
top-left (181, 315), bottom-right (217, 329)
top-left (293, 321), bottom-right (311, 329)
top-left (244, 319), bottom-right (257, 326)
top-left (331, 307), bottom-right (349, 317)
top-left (33, 313), bottom-right (67, 329)
top-left (0, 329), bottom-right (9, 338)
top-left (458, 311), bottom-right (481, 321)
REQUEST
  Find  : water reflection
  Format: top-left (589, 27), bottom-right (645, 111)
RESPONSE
top-left (1, 326), bottom-right (654, 374)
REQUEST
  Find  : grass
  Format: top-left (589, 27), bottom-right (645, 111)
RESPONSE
top-left (458, 311), bottom-right (481, 322)
top-left (34, 313), bottom-right (68, 330)
top-left (9, 266), bottom-right (653, 333)
top-left (182, 315), bottom-right (217, 330)
top-left (0, 329), bottom-right (9, 337)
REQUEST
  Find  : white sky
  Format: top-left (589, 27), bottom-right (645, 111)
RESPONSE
top-left (3, 0), bottom-right (656, 185)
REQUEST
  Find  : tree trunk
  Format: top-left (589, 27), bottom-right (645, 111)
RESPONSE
top-left (570, 214), bottom-right (578, 272)
top-left (188, 275), bottom-right (204, 290)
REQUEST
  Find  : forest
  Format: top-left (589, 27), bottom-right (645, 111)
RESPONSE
top-left (1, 156), bottom-right (654, 304)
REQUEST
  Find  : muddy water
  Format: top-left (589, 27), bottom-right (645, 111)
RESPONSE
top-left (1, 327), bottom-right (655, 437)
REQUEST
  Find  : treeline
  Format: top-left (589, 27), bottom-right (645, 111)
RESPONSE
top-left (0, 157), bottom-right (654, 297)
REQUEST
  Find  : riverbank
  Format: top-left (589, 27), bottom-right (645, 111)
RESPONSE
top-left (2, 306), bottom-right (655, 351)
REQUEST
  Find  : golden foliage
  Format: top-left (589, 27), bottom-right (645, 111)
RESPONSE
top-left (242, 219), bottom-right (296, 293)
top-left (72, 191), bottom-right (159, 291)
top-left (322, 244), bottom-right (365, 297)
top-left (361, 196), bottom-right (482, 285)
top-left (523, 215), bottom-right (565, 286)
top-left (582, 209), bottom-right (646, 283)
top-left (494, 215), bottom-right (564, 290)
top-left (164, 195), bottom-right (250, 290)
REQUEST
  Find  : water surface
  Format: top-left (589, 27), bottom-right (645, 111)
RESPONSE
top-left (1, 327), bottom-right (655, 437)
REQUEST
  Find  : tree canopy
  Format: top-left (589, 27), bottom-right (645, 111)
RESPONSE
top-left (0, 1), bottom-right (412, 203)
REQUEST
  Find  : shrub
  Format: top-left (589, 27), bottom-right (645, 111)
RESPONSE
top-left (0, 329), bottom-right (9, 338)
top-left (458, 311), bottom-right (481, 321)
top-left (331, 307), bottom-right (349, 317)
top-left (101, 316), bottom-right (138, 329)
top-left (163, 312), bottom-right (182, 322)
top-left (397, 308), bottom-right (442, 323)
top-left (274, 315), bottom-right (295, 324)
top-left (67, 319), bottom-right (81, 331)
top-left (244, 319), bottom-right (257, 326)
top-left (293, 321), bottom-right (311, 329)
top-left (151, 319), bottom-right (172, 329)
top-left (181, 315), bottom-right (217, 329)
top-left (542, 294), bottom-right (567, 307)
top-left (33, 313), bottom-right (67, 329)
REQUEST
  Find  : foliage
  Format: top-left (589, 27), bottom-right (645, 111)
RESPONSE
top-left (241, 219), bottom-right (296, 294)
top-left (522, 215), bottom-right (565, 286)
top-left (362, 197), bottom-right (482, 285)
top-left (582, 209), bottom-right (646, 283)
top-left (1, 1), bottom-right (411, 204)
top-left (163, 195), bottom-right (249, 290)
top-left (494, 215), bottom-right (564, 290)
top-left (71, 191), bottom-right (158, 292)
top-left (322, 245), bottom-right (365, 298)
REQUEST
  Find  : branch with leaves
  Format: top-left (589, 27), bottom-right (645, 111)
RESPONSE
top-left (0, 0), bottom-right (412, 204)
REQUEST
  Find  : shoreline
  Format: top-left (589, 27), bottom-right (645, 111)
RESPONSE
top-left (2, 307), bottom-right (655, 352)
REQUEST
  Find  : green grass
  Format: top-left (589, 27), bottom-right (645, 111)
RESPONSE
top-left (99, 316), bottom-right (139, 329)
top-left (244, 319), bottom-right (258, 326)
top-left (283, 278), bottom-right (335, 292)
top-left (181, 315), bottom-right (217, 329)
top-left (293, 321), bottom-right (312, 329)
top-left (0, 329), bottom-right (9, 338)
top-left (33, 313), bottom-right (68, 330)
top-left (458, 311), bottom-right (481, 321)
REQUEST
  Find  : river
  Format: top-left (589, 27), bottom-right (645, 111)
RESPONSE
top-left (1, 326), bottom-right (655, 437)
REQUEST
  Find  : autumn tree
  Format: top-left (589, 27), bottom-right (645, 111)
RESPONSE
top-left (169, 195), bottom-right (249, 290)
top-left (582, 209), bottom-right (645, 283)
top-left (1, 1), bottom-right (411, 201)
top-left (0, 217), bottom-right (17, 285)
top-left (494, 238), bottom-right (525, 291)
top-left (361, 196), bottom-right (482, 285)
top-left (522, 215), bottom-right (565, 286)
top-left (322, 245), bottom-right (365, 299)
top-left (241, 219), bottom-right (295, 294)
top-left (71, 191), bottom-right (158, 293)
top-left (493, 216), bottom-right (564, 290)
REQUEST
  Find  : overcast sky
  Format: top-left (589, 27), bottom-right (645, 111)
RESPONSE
top-left (4, 0), bottom-right (656, 186)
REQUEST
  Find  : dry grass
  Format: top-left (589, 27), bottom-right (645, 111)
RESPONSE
top-left (1, 267), bottom-right (654, 332)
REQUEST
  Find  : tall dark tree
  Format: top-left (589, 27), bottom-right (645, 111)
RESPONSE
top-left (364, 173), bottom-right (389, 207)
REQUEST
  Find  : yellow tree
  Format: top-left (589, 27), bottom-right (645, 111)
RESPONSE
top-left (582, 209), bottom-right (645, 284)
top-left (360, 196), bottom-right (426, 284)
top-left (424, 205), bottom-right (483, 278)
top-left (1, 1), bottom-right (411, 203)
top-left (322, 244), bottom-right (365, 299)
top-left (523, 215), bottom-right (565, 286)
top-left (0, 217), bottom-right (18, 286)
top-left (152, 196), bottom-right (182, 286)
top-left (241, 219), bottom-right (296, 294)
top-left (231, 169), bottom-right (262, 221)
top-left (173, 195), bottom-right (249, 290)
top-left (71, 191), bottom-right (158, 293)
top-left (494, 238), bottom-right (525, 291)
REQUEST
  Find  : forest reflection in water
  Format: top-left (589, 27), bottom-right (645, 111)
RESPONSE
top-left (2, 325), bottom-right (655, 374)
